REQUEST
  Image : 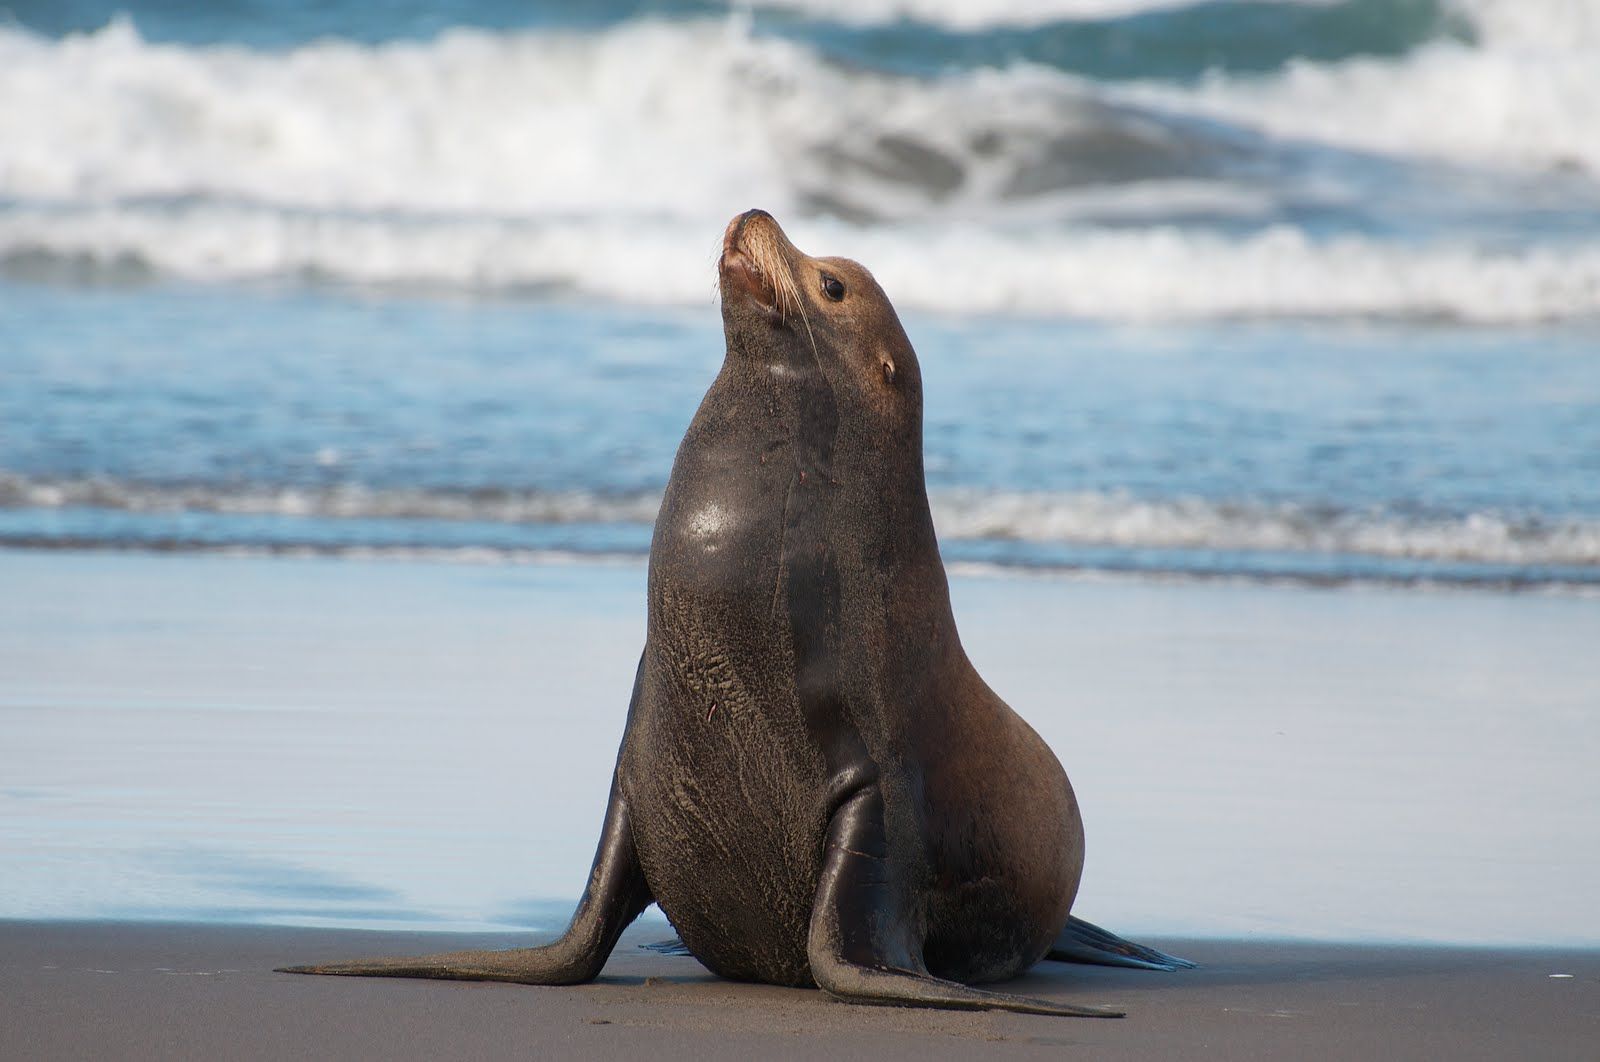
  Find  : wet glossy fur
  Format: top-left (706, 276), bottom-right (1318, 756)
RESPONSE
top-left (279, 211), bottom-right (1127, 1018)
top-left (634, 211), bottom-right (1082, 985)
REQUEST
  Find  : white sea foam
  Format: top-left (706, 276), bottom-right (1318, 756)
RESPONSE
top-left (0, 18), bottom-right (800, 216)
top-left (0, 474), bottom-right (665, 526)
top-left (930, 489), bottom-right (1600, 568)
top-left (7, 204), bottom-right (1599, 322)
top-left (0, 17), bottom-right (1266, 221)
top-left (739, 0), bottom-right (1238, 29)
top-left (1, 8), bottom-right (1597, 319)
top-left (1124, 0), bottom-right (1600, 175)
top-left (5, 474), bottom-right (1598, 569)
top-left (3, 9), bottom-right (1595, 211)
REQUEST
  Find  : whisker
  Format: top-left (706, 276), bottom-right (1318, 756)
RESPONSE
top-left (734, 221), bottom-right (817, 362)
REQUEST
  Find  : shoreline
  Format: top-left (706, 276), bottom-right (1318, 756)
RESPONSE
top-left (2, 529), bottom-right (1596, 598)
top-left (4, 921), bottom-right (1596, 1060)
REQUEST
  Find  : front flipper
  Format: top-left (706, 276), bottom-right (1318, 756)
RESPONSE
top-left (805, 780), bottom-right (1122, 1019)
top-left (1046, 915), bottom-right (1196, 972)
top-left (277, 773), bottom-right (653, 984)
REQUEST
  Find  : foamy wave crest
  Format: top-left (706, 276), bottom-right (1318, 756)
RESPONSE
top-left (0, 16), bottom-right (1298, 221)
top-left (0, 10), bottom-right (1491, 222)
top-left (1126, 0), bottom-right (1600, 175)
top-left (931, 490), bottom-right (1600, 568)
top-left (1, 8), bottom-right (1597, 318)
top-left (5, 474), bottom-right (1599, 570)
top-left (7, 206), bottom-right (1600, 322)
top-left (0, 474), bottom-right (663, 525)
top-left (1, 6), bottom-right (1592, 212)
top-left (838, 224), bottom-right (1600, 322)
top-left (742, 0), bottom-right (1225, 28)
top-left (0, 206), bottom-right (720, 302)
top-left (0, 18), bottom-right (802, 216)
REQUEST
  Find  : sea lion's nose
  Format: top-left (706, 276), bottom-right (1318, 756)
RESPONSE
top-left (724, 208), bottom-right (774, 251)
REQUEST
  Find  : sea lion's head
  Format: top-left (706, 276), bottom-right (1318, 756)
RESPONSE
top-left (717, 209), bottom-right (921, 421)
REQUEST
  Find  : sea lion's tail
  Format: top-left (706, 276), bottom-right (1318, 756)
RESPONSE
top-left (1046, 916), bottom-right (1196, 971)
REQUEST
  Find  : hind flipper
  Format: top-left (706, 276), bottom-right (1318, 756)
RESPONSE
top-left (279, 656), bottom-right (655, 985)
top-left (279, 775), bottom-right (650, 983)
top-left (1045, 915), bottom-right (1195, 972)
top-left (810, 960), bottom-right (1124, 1018)
top-left (278, 772), bottom-right (653, 983)
top-left (805, 780), bottom-right (1122, 1018)
top-left (640, 937), bottom-right (693, 957)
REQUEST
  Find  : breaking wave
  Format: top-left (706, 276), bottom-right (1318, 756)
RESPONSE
top-left (7, 207), bottom-right (1600, 322)
top-left (1, 3), bottom-right (1597, 320)
top-left (0, 475), bottom-right (665, 526)
top-left (745, 0), bottom-right (1222, 27)
top-left (5, 474), bottom-right (1598, 581)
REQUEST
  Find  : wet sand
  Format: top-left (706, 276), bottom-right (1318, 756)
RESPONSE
top-left (4, 551), bottom-right (1599, 1058)
top-left (3, 921), bottom-right (1596, 1060)
top-left (5, 550), bottom-right (1598, 942)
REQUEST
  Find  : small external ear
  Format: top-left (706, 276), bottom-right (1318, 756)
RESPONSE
top-left (880, 356), bottom-right (897, 384)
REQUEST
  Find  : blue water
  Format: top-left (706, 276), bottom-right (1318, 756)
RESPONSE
top-left (3, 0), bottom-right (1469, 64)
top-left (4, 281), bottom-right (1597, 588)
top-left (1, 0), bottom-right (1598, 588)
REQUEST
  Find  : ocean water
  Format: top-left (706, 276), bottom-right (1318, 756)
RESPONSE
top-left (2, 0), bottom-right (1599, 589)
top-left (4, 285), bottom-right (1599, 589)
top-left (2, 0), bottom-right (1598, 589)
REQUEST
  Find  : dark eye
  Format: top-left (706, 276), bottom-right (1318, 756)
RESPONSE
top-left (821, 274), bottom-right (845, 301)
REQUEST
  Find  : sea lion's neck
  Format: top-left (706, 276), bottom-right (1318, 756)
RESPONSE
top-left (658, 348), bottom-right (939, 559)
top-left (704, 345), bottom-right (955, 617)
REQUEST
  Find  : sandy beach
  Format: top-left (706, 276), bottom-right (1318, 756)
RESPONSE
top-left (4, 550), bottom-right (1598, 1057)
top-left (4, 921), bottom-right (1597, 1060)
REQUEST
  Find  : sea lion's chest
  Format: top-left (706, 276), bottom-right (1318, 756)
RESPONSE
top-left (621, 402), bottom-right (841, 983)
top-left (643, 369), bottom-right (837, 668)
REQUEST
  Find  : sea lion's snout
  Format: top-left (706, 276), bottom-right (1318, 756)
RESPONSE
top-left (718, 209), bottom-right (799, 319)
top-left (723, 208), bottom-right (774, 249)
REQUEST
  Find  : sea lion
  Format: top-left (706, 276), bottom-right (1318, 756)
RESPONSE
top-left (280, 210), bottom-right (1187, 1016)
